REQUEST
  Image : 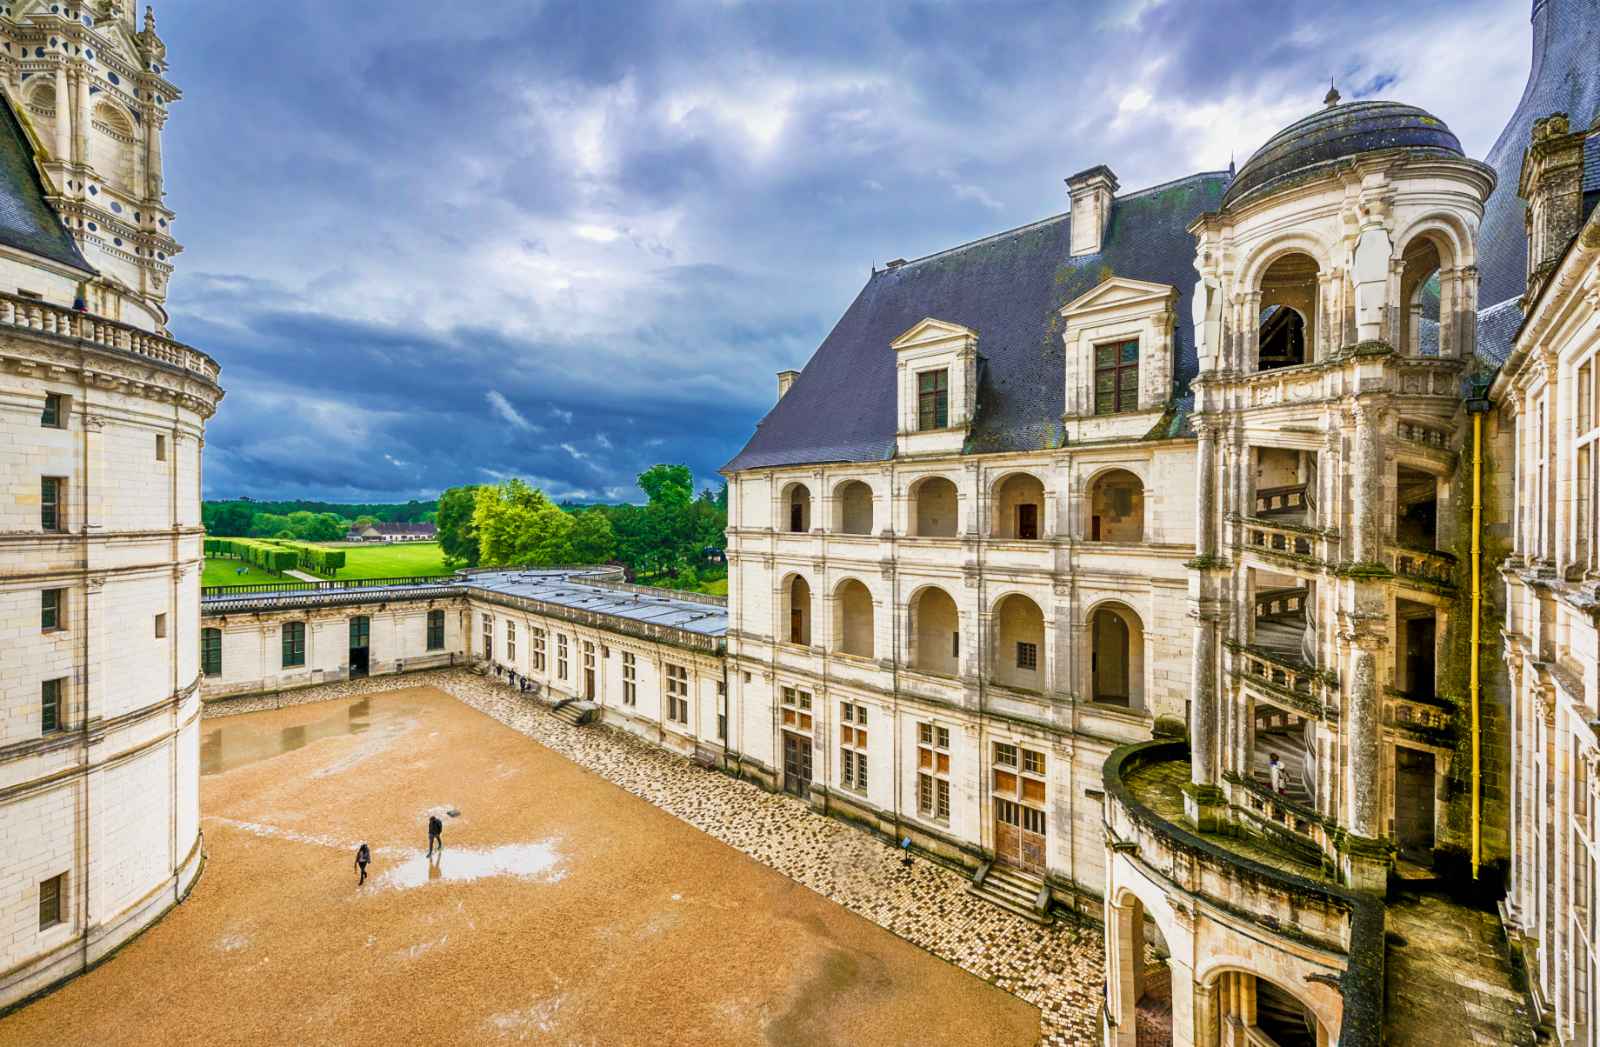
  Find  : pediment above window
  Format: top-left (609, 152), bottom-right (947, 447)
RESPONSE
top-left (892, 316), bottom-right (978, 457)
top-left (1060, 277), bottom-right (1178, 319)
top-left (891, 317), bottom-right (979, 352)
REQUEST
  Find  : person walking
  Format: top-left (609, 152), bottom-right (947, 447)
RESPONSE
top-left (354, 842), bottom-right (371, 885)
top-left (1268, 752), bottom-right (1284, 795)
top-left (426, 814), bottom-right (444, 858)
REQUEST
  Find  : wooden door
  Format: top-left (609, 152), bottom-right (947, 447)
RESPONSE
top-left (783, 731), bottom-right (812, 798)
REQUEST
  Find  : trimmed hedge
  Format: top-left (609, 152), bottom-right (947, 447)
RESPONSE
top-left (270, 540), bottom-right (346, 577)
top-left (205, 538), bottom-right (298, 573)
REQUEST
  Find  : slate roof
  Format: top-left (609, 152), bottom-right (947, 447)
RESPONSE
top-left (1222, 101), bottom-right (1463, 211)
top-left (1474, 297), bottom-right (1523, 370)
top-left (724, 172), bottom-right (1229, 473)
top-left (0, 90), bottom-right (92, 274)
top-left (1477, 0), bottom-right (1600, 309)
top-left (468, 570), bottom-right (728, 636)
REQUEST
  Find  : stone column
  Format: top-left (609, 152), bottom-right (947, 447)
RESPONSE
top-left (1351, 401), bottom-right (1386, 565)
top-left (1195, 420), bottom-right (1218, 558)
top-left (1343, 631), bottom-right (1388, 892)
top-left (73, 66), bottom-right (90, 166)
top-left (52, 64), bottom-right (71, 162)
top-left (147, 111), bottom-right (165, 199)
top-left (1193, 978), bottom-right (1219, 1047)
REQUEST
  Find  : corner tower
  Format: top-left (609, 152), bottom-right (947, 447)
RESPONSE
top-left (0, 1), bottom-right (221, 1012)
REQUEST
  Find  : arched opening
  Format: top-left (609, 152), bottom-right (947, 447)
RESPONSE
top-left (909, 586), bottom-right (960, 676)
top-left (26, 84), bottom-right (57, 151)
top-left (1398, 236), bottom-right (1444, 356)
top-left (833, 578), bottom-right (874, 659)
top-left (1089, 469), bottom-right (1144, 542)
top-left (90, 101), bottom-right (136, 194)
top-left (1257, 252), bottom-right (1320, 371)
top-left (833, 480), bottom-right (874, 535)
top-left (1249, 568), bottom-right (1316, 670)
top-left (911, 476), bottom-right (959, 537)
top-left (1089, 602), bottom-right (1144, 708)
top-left (1208, 970), bottom-right (1324, 1047)
top-left (782, 482), bottom-right (812, 533)
top-left (992, 593), bottom-right (1045, 691)
top-left (1107, 892), bottom-right (1176, 1047)
top-left (991, 473), bottom-right (1045, 540)
top-left (784, 575), bottom-right (812, 646)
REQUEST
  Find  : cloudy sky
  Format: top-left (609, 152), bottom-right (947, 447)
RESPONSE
top-left (158, 0), bottom-right (1534, 504)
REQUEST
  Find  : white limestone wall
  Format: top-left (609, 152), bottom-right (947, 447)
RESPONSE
top-left (0, 338), bottom-right (216, 1010)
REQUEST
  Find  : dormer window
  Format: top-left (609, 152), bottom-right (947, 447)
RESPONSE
top-left (1094, 341), bottom-right (1139, 415)
top-left (891, 318), bottom-right (978, 457)
top-left (918, 369), bottom-right (949, 430)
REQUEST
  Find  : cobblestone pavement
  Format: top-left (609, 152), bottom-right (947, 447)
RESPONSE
top-left (205, 670), bottom-right (1107, 1045)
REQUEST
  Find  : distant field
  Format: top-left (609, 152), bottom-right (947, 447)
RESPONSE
top-left (203, 558), bottom-right (286, 587)
top-left (307, 540), bottom-right (452, 579)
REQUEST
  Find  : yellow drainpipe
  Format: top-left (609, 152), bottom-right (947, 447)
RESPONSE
top-left (1470, 410), bottom-right (1483, 880)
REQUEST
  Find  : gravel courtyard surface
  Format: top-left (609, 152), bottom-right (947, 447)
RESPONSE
top-left (1, 683), bottom-right (1041, 1047)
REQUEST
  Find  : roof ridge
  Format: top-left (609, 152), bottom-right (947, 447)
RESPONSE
top-left (887, 169), bottom-right (1230, 274)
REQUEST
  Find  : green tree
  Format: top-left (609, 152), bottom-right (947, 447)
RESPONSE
top-left (203, 501), bottom-right (254, 537)
top-left (436, 485), bottom-right (481, 566)
top-left (250, 512), bottom-right (290, 537)
top-left (473, 480), bottom-right (575, 567)
top-left (569, 507), bottom-right (616, 564)
top-left (638, 463), bottom-right (693, 509)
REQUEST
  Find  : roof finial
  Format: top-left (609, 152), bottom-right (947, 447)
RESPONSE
top-left (145, 5), bottom-right (157, 33)
top-left (1228, 152), bottom-right (1235, 178)
top-left (1324, 77), bottom-right (1341, 108)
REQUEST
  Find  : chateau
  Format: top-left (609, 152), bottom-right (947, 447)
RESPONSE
top-left (3, 1), bottom-right (1599, 1045)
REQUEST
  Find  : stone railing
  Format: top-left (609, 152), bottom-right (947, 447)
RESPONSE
top-left (1382, 688), bottom-right (1455, 738)
top-left (0, 290), bottom-right (221, 384)
top-left (1102, 741), bottom-right (1384, 1047)
top-left (1242, 517), bottom-right (1319, 560)
top-left (1392, 545), bottom-right (1457, 588)
top-left (1253, 483), bottom-right (1309, 517)
top-left (1254, 585), bottom-right (1307, 619)
top-left (1232, 644), bottom-right (1331, 719)
top-left (1395, 419), bottom-right (1452, 451)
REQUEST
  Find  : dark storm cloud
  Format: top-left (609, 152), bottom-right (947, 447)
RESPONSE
top-left (155, 0), bottom-right (1530, 501)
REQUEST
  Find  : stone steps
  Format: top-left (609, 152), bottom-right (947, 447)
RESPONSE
top-left (968, 863), bottom-right (1052, 925)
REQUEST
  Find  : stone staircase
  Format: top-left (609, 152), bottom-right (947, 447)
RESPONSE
top-left (968, 862), bottom-right (1052, 925)
top-left (550, 698), bottom-right (599, 727)
top-left (1251, 727), bottom-right (1314, 808)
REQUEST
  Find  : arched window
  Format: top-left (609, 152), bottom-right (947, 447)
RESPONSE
top-left (782, 482), bottom-right (812, 533)
top-left (1205, 971), bottom-right (1326, 1047)
top-left (26, 84), bottom-right (57, 152)
top-left (991, 473), bottom-right (1044, 540)
top-left (1089, 602), bottom-right (1144, 708)
top-left (911, 476), bottom-right (959, 537)
top-left (1257, 252), bottom-right (1320, 371)
top-left (783, 575), bottom-right (812, 645)
top-left (909, 587), bottom-right (959, 676)
top-left (833, 578), bottom-right (874, 658)
top-left (833, 480), bottom-right (874, 535)
top-left (992, 593), bottom-right (1044, 691)
top-left (90, 101), bottom-right (136, 194)
top-left (1396, 229), bottom-right (1464, 358)
top-left (1088, 469), bottom-right (1144, 542)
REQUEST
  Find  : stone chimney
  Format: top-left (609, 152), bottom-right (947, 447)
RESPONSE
top-left (1518, 112), bottom-right (1589, 304)
top-left (1066, 165), bottom-right (1118, 257)
top-left (776, 369), bottom-right (799, 402)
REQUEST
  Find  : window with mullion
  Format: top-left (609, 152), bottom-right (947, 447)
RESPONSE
top-left (281, 622), bottom-right (306, 667)
top-left (917, 369), bottom-right (949, 430)
top-left (1094, 340), bottom-right (1139, 415)
top-left (201, 628), bottom-right (222, 677)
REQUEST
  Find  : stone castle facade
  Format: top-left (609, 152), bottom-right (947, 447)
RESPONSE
top-left (0, 1), bottom-right (221, 1012)
top-left (2, 1), bottom-right (1598, 1045)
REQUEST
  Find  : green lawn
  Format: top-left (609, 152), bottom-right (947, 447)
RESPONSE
top-left (203, 558), bottom-right (288, 587)
top-left (307, 541), bottom-right (453, 580)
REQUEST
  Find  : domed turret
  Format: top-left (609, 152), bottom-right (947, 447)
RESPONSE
top-left (1222, 100), bottom-right (1464, 209)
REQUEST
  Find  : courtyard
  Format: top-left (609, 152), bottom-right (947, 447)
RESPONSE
top-left (0, 677), bottom-right (1107, 1046)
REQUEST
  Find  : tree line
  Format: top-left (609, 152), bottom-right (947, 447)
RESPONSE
top-left (202, 498), bottom-right (439, 540)
top-left (437, 464), bottom-right (727, 587)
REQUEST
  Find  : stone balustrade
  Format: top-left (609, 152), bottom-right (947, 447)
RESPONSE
top-left (1391, 545), bottom-right (1457, 588)
top-left (1240, 516), bottom-right (1321, 561)
top-left (0, 289), bottom-right (221, 384)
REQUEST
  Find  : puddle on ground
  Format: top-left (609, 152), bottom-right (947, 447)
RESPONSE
top-left (373, 841), bottom-right (564, 890)
top-left (202, 699), bottom-right (392, 775)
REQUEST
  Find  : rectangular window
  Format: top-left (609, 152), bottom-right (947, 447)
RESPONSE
top-left (781, 686), bottom-right (814, 732)
top-left (38, 873), bottom-right (63, 930)
top-left (1094, 340), bottom-right (1139, 415)
top-left (1016, 641), bottom-right (1038, 671)
top-left (201, 628), bottom-right (222, 677)
top-left (154, 613), bottom-right (167, 639)
top-left (281, 622), bottom-right (306, 668)
top-left (41, 393), bottom-right (65, 429)
top-left (505, 620), bottom-right (516, 663)
top-left (951, 630), bottom-right (960, 659)
top-left (622, 651), bottom-right (637, 705)
top-left (1017, 503), bottom-right (1039, 540)
top-left (840, 701), bottom-right (868, 792)
top-left (426, 609), bottom-right (445, 651)
top-left (557, 634), bottom-right (568, 679)
top-left (531, 627), bottom-right (547, 671)
top-left (156, 434), bottom-right (167, 461)
top-left (917, 722), bottom-right (951, 821)
top-left (41, 678), bottom-right (64, 733)
top-left (481, 613), bottom-right (493, 661)
top-left (41, 588), bottom-right (64, 632)
top-left (917, 369), bottom-right (950, 430)
top-left (665, 663), bottom-right (689, 724)
top-left (41, 476), bottom-right (64, 532)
